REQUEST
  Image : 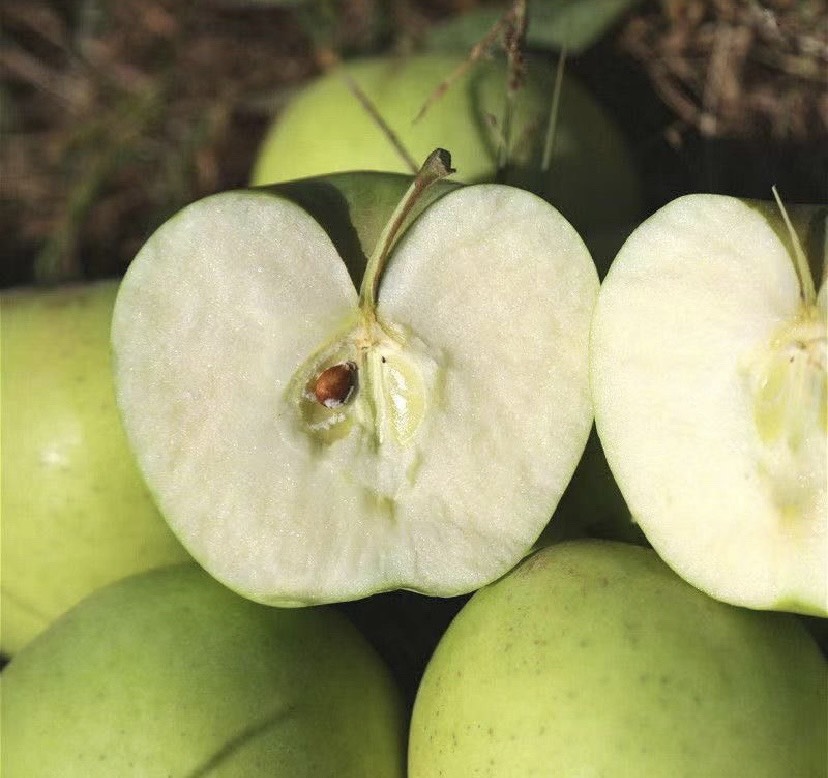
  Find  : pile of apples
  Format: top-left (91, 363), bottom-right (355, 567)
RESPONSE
top-left (2, 53), bottom-right (825, 777)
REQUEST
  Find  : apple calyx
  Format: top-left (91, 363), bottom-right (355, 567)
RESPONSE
top-left (743, 193), bottom-right (826, 513)
top-left (293, 150), bottom-right (454, 451)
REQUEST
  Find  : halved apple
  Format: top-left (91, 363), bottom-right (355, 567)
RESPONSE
top-left (111, 152), bottom-right (598, 605)
top-left (591, 194), bottom-right (826, 614)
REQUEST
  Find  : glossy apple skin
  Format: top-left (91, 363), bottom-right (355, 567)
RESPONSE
top-left (0, 281), bottom-right (190, 655)
top-left (409, 540), bottom-right (827, 777)
top-left (251, 54), bottom-right (641, 271)
top-left (0, 563), bottom-right (407, 777)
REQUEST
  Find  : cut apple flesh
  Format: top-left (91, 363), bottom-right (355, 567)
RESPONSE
top-left (112, 174), bottom-right (598, 605)
top-left (591, 194), bottom-right (826, 614)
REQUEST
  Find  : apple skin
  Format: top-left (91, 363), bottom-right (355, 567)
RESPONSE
top-left (0, 563), bottom-right (407, 777)
top-left (409, 540), bottom-right (827, 777)
top-left (251, 54), bottom-right (641, 271)
top-left (0, 281), bottom-right (191, 655)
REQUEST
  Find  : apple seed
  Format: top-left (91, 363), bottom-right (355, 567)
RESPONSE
top-left (313, 361), bottom-right (358, 408)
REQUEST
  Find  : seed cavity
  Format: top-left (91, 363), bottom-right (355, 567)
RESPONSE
top-left (743, 309), bottom-right (826, 514)
top-left (380, 354), bottom-right (426, 445)
top-left (749, 315), bottom-right (826, 451)
top-left (313, 361), bottom-right (358, 408)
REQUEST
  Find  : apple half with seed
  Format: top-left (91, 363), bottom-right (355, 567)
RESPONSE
top-left (111, 151), bottom-right (598, 605)
top-left (591, 194), bottom-right (826, 614)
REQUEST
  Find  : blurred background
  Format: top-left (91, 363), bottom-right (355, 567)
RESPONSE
top-left (2, 0), bottom-right (826, 289)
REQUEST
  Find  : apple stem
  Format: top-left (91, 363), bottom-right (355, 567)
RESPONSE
top-left (772, 186), bottom-right (817, 307)
top-left (358, 148), bottom-right (455, 313)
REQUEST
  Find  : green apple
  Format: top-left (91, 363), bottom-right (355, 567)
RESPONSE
top-left (0, 281), bottom-right (190, 655)
top-left (590, 195), bottom-right (827, 614)
top-left (408, 540), bottom-right (828, 777)
top-left (250, 53), bottom-right (641, 269)
top-left (0, 563), bottom-right (406, 776)
top-left (110, 152), bottom-right (599, 606)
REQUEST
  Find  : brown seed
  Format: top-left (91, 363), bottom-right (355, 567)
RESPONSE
top-left (313, 361), bottom-right (357, 408)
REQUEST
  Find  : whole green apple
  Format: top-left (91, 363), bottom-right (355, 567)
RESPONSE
top-left (409, 540), bottom-right (827, 777)
top-left (0, 281), bottom-right (191, 655)
top-left (0, 563), bottom-right (407, 776)
top-left (251, 53), bottom-right (641, 271)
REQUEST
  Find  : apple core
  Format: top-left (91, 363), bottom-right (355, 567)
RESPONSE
top-left (744, 195), bottom-right (826, 527)
top-left (747, 312), bottom-right (826, 486)
top-left (292, 313), bottom-right (435, 452)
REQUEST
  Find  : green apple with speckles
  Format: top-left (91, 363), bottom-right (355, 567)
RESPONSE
top-left (0, 563), bottom-right (407, 777)
top-left (591, 195), bottom-right (827, 614)
top-left (0, 281), bottom-right (190, 655)
top-left (409, 540), bottom-right (828, 777)
top-left (251, 53), bottom-right (641, 273)
top-left (111, 152), bottom-right (599, 606)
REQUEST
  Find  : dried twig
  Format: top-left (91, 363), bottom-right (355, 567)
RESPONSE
top-left (621, 0), bottom-right (828, 141)
top-left (497, 0), bottom-right (527, 176)
top-left (340, 67), bottom-right (419, 174)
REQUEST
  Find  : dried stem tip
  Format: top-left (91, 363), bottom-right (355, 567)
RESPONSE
top-left (358, 148), bottom-right (455, 312)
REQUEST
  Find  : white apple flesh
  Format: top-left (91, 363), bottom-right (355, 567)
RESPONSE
top-left (590, 194), bottom-right (826, 614)
top-left (111, 156), bottom-right (598, 605)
